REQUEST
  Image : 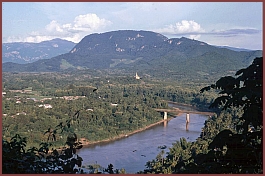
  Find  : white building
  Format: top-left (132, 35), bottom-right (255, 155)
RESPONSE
top-left (135, 72), bottom-right (140, 80)
top-left (39, 104), bottom-right (53, 109)
top-left (44, 104), bottom-right (52, 109)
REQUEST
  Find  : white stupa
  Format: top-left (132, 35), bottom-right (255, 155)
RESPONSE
top-left (135, 72), bottom-right (140, 80)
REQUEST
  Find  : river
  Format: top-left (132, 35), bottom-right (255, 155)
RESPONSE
top-left (78, 104), bottom-right (208, 173)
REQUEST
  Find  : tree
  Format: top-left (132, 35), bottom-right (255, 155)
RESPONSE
top-left (201, 57), bottom-right (262, 132)
top-left (197, 57), bottom-right (263, 173)
top-left (2, 111), bottom-right (84, 174)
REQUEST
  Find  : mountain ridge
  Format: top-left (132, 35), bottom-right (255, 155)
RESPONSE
top-left (2, 30), bottom-right (262, 81)
top-left (2, 38), bottom-right (76, 64)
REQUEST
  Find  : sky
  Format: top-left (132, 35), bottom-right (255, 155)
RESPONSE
top-left (2, 2), bottom-right (263, 50)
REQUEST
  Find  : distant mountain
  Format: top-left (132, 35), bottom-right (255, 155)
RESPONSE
top-left (2, 38), bottom-right (76, 64)
top-left (2, 30), bottom-right (262, 80)
top-left (215, 45), bottom-right (254, 52)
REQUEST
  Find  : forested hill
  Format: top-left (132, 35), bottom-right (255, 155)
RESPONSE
top-left (2, 30), bottom-right (262, 81)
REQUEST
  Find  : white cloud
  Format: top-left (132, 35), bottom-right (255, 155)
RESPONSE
top-left (176, 20), bottom-right (202, 33)
top-left (25, 36), bottom-right (54, 43)
top-left (6, 13), bottom-right (112, 43)
top-left (62, 33), bottom-right (82, 43)
top-left (45, 20), bottom-right (64, 33)
top-left (6, 36), bottom-right (24, 43)
top-left (62, 23), bottom-right (72, 29)
top-left (155, 20), bottom-right (205, 39)
top-left (73, 14), bottom-right (111, 31)
top-left (156, 20), bottom-right (204, 34)
top-left (6, 35), bottom-right (54, 43)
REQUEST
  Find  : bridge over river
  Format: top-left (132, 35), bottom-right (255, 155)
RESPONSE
top-left (154, 107), bottom-right (215, 120)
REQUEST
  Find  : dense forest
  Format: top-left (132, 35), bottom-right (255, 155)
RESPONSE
top-left (2, 70), bottom-right (215, 149)
top-left (2, 57), bottom-right (262, 173)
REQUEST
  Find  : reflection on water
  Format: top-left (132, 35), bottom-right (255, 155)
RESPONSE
top-left (164, 120), bottom-right (168, 127)
top-left (78, 113), bottom-right (207, 173)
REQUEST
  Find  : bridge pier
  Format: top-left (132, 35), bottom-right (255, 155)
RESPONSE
top-left (163, 112), bottom-right (167, 120)
top-left (186, 113), bottom-right (190, 131)
top-left (186, 113), bottom-right (190, 123)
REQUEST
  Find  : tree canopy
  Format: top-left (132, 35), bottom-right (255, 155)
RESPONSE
top-left (201, 57), bottom-right (262, 132)
top-left (140, 57), bottom-right (262, 174)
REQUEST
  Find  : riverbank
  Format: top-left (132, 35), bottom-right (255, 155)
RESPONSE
top-left (79, 117), bottom-right (174, 149)
top-left (54, 102), bottom-right (212, 151)
top-left (50, 117), bottom-right (175, 153)
top-left (78, 113), bottom-right (208, 173)
top-left (50, 119), bottom-right (172, 154)
top-left (168, 101), bottom-right (216, 113)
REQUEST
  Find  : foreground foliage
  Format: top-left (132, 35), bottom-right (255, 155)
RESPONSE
top-left (139, 57), bottom-right (262, 174)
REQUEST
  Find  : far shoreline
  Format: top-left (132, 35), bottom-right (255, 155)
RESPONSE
top-left (79, 116), bottom-right (175, 149)
top-left (56, 102), bottom-right (213, 151)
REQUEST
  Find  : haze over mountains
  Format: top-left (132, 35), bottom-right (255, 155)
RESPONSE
top-left (2, 38), bottom-right (76, 64)
top-left (2, 30), bottom-right (262, 80)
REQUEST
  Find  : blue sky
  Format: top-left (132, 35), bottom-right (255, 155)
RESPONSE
top-left (2, 2), bottom-right (262, 50)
